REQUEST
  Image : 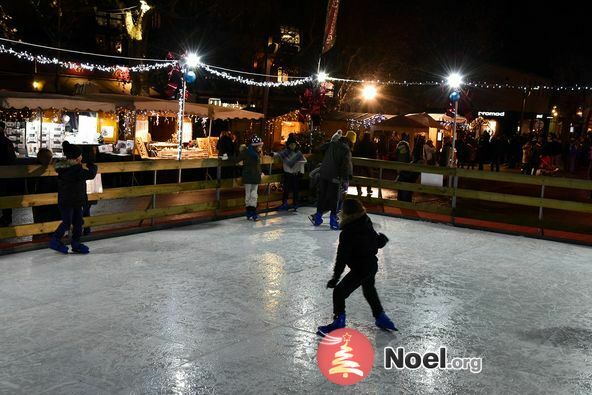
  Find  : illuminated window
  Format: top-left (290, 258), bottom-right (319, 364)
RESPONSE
top-left (277, 67), bottom-right (289, 82)
top-left (279, 26), bottom-right (300, 49)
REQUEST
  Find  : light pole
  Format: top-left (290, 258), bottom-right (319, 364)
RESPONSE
top-left (447, 73), bottom-right (462, 168)
top-left (176, 53), bottom-right (200, 182)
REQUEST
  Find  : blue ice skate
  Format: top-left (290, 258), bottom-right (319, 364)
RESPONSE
top-left (317, 313), bottom-right (346, 337)
top-left (375, 312), bottom-right (398, 331)
top-left (71, 242), bottom-right (90, 254)
top-left (308, 212), bottom-right (323, 226)
top-left (329, 214), bottom-right (339, 230)
top-left (49, 238), bottom-right (69, 254)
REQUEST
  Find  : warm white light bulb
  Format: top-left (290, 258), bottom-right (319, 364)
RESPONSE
top-left (362, 85), bottom-right (378, 100)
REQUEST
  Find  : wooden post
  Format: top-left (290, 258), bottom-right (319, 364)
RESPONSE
top-left (215, 160), bottom-right (222, 219)
top-left (452, 169), bottom-right (458, 225)
top-left (150, 170), bottom-right (157, 226)
top-left (539, 183), bottom-right (545, 236)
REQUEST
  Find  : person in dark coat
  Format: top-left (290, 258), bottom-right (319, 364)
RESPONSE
top-left (237, 135), bottom-right (264, 221)
top-left (396, 133), bottom-right (418, 202)
top-left (0, 121), bottom-right (17, 226)
top-left (217, 131), bottom-right (236, 179)
top-left (49, 141), bottom-right (97, 254)
top-left (31, 149), bottom-right (61, 237)
top-left (317, 198), bottom-right (397, 336)
top-left (275, 134), bottom-right (306, 211)
top-left (353, 132), bottom-right (377, 196)
top-left (309, 131), bottom-right (354, 230)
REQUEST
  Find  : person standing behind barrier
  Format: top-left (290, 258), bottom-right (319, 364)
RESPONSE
top-left (275, 134), bottom-right (306, 211)
top-left (395, 134), bottom-right (417, 202)
top-left (32, 149), bottom-right (61, 238)
top-left (0, 121), bottom-right (17, 227)
top-left (477, 131), bottom-right (491, 171)
top-left (217, 131), bottom-right (236, 178)
top-left (49, 141), bottom-right (97, 254)
top-left (309, 131), bottom-right (354, 230)
top-left (354, 131), bottom-right (376, 196)
top-left (237, 135), bottom-right (264, 221)
top-left (423, 139), bottom-right (436, 166)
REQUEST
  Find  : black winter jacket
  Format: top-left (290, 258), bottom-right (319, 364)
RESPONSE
top-left (332, 213), bottom-right (388, 279)
top-left (320, 139), bottom-right (352, 182)
top-left (55, 160), bottom-right (98, 207)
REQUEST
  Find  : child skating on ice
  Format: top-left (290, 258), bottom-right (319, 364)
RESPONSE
top-left (317, 198), bottom-right (397, 336)
top-left (49, 141), bottom-right (98, 254)
top-left (237, 135), bottom-right (264, 221)
top-left (275, 134), bottom-right (306, 211)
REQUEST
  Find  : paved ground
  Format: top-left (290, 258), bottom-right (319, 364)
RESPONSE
top-left (1, 208), bottom-right (592, 394)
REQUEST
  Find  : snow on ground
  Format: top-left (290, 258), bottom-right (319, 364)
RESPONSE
top-left (1, 207), bottom-right (591, 394)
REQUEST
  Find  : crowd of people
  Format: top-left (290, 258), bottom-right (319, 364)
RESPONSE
top-left (343, 128), bottom-right (592, 178)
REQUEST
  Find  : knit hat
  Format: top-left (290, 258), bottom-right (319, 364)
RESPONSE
top-left (250, 135), bottom-right (263, 146)
top-left (286, 134), bottom-right (297, 146)
top-left (344, 130), bottom-right (357, 145)
top-left (331, 129), bottom-right (343, 142)
top-left (342, 198), bottom-right (365, 215)
top-left (62, 141), bottom-right (82, 159)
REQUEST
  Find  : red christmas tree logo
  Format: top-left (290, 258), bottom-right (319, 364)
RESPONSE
top-left (317, 328), bottom-right (374, 385)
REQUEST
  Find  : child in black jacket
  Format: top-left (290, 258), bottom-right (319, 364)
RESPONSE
top-left (49, 141), bottom-right (97, 254)
top-left (317, 198), bottom-right (397, 336)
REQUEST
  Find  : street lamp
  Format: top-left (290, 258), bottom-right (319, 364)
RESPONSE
top-left (317, 71), bottom-right (328, 83)
top-left (447, 73), bottom-right (463, 168)
top-left (361, 84), bottom-right (378, 101)
top-left (177, 52), bottom-right (200, 164)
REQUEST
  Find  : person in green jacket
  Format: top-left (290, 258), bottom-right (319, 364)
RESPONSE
top-left (237, 135), bottom-right (264, 221)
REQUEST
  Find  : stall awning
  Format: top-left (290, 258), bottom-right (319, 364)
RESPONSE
top-left (0, 91), bottom-right (116, 112)
top-left (406, 112), bottom-right (449, 129)
top-left (323, 111), bottom-right (395, 122)
top-left (376, 114), bottom-right (428, 130)
top-left (84, 93), bottom-right (263, 120)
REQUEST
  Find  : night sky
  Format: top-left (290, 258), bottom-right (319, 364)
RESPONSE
top-left (2, 0), bottom-right (590, 82)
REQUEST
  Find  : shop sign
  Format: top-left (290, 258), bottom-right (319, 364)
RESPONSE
top-left (477, 111), bottom-right (505, 117)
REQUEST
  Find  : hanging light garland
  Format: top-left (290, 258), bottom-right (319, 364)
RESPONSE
top-left (1, 37), bottom-right (592, 92)
top-left (0, 44), bottom-right (175, 72)
top-left (199, 63), bottom-right (313, 87)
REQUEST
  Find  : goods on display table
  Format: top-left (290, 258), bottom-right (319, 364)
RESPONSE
top-left (4, 121), bottom-right (27, 156)
top-left (146, 141), bottom-right (210, 159)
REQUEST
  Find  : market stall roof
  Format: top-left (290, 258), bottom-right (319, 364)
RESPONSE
top-left (323, 111), bottom-right (395, 122)
top-left (375, 114), bottom-right (428, 130)
top-left (406, 112), bottom-right (448, 129)
top-left (0, 90), bottom-right (116, 112)
top-left (84, 94), bottom-right (263, 120)
top-left (428, 113), bottom-right (467, 124)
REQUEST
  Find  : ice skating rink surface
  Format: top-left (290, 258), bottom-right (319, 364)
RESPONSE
top-left (1, 207), bottom-right (591, 394)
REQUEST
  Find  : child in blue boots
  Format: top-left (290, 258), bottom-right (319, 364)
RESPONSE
top-left (49, 141), bottom-right (97, 254)
top-left (237, 135), bottom-right (264, 221)
top-left (317, 198), bottom-right (397, 336)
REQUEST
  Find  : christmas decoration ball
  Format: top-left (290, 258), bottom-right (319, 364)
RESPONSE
top-left (62, 115), bottom-right (70, 123)
top-left (449, 91), bottom-right (461, 102)
top-left (185, 71), bottom-right (197, 83)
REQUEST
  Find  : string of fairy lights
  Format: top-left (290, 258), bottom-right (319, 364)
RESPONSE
top-left (1, 38), bottom-right (592, 91)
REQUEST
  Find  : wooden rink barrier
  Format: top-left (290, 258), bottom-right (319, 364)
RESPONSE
top-left (2, 156), bottom-right (592, 248)
top-left (0, 156), bottom-right (283, 241)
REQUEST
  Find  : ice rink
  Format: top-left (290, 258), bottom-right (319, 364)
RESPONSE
top-left (1, 207), bottom-right (591, 394)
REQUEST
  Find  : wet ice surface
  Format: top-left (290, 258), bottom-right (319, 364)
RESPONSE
top-left (1, 207), bottom-right (592, 394)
